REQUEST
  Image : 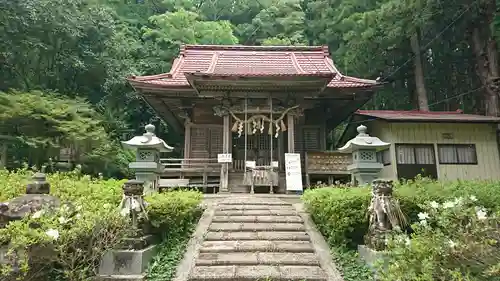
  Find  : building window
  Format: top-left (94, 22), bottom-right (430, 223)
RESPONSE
top-left (396, 144), bottom-right (435, 164)
top-left (438, 144), bottom-right (477, 165)
top-left (377, 149), bottom-right (391, 165)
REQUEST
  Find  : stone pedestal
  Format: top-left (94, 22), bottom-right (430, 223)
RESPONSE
top-left (96, 245), bottom-right (157, 280)
top-left (97, 180), bottom-right (157, 281)
top-left (358, 245), bottom-right (388, 278)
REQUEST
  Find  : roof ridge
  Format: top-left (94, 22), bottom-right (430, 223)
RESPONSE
top-left (182, 44), bottom-right (327, 52)
top-left (290, 53), bottom-right (305, 74)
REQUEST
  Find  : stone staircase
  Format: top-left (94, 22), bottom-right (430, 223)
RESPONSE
top-left (186, 197), bottom-right (331, 281)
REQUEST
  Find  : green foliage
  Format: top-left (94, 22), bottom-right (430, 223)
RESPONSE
top-left (302, 178), bottom-right (500, 247)
top-left (302, 186), bottom-right (370, 248)
top-left (146, 228), bottom-right (195, 281)
top-left (380, 197), bottom-right (500, 281)
top-left (0, 170), bottom-right (203, 281)
top-left (146, 190), bottom-right (203, 234)
top-left (331, 247), bottom-right (374, 281)
top-left (0, 170), bottom-right (128, 280)
top-left (0, 90), bottom-right (133, 178)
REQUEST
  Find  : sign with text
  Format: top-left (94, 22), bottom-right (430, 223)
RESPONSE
top-left (285, 153), bottom-right (302, 191)
top-left (217, 153), bottom-right (232, 163)
top-left (245, 161), bottom-right (256, 169)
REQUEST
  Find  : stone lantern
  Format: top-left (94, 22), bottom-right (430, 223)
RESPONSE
top-left (122, 124), bottom-right (173, 195)
top-left (338, 124), bottom-right (390, 185)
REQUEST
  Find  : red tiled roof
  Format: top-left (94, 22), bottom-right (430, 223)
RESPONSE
top-left (356, 110), bottom-right (500, 123)
top-left (128, 44), bottom-right (380, 89)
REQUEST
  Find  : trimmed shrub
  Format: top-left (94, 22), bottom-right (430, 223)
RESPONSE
top-left (146, 190), bottom-right (203, 235)
top-left (302, 178), bottom-right (500, 248)
top-left (0, 169), bottom-right (203, 281)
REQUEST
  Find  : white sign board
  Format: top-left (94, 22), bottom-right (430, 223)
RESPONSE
top-left (245, 161), bottom-right (256, 169)
top-left (285, 153), bottom-right (302, 191)
top-left (272, 161), bottom-right (279, 168)
top-left (217, 153), bottom-right (232, 163)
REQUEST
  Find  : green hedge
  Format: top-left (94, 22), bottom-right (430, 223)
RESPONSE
top-left (302, 178), bottom-right (500, 248)
top-left (0, 169), bottom-right (202, 281)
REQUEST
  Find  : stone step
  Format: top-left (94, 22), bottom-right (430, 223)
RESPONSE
top-left (200, 240), bottom-right (315, 253)
top-left (196, 252), bottom-right (320, 266)
top-left (209, 222), bottom-right (305, 232)
top-left (205, 231), bottom-right (310, 241)
top-left (214, 209), bottom-right (299, 216)
top-left (212, 215), bottom-right (303, 223)
top-left (189, 265), bottom-right (327, 281)
top-left (95, 275), bottom-right (145, 281)
top-left (218, 201), bottom-right (291, 206)
top-left (217, 205), bottom-right (295, 211)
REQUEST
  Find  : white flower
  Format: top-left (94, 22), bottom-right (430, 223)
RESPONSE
top-left (32, 210), bottom-right (44, 219)
top-left (45, 229), bottom-right (59, 240)
top-left (419, 219), bottom-right (427, 226)
top-left (58, 216), bottom-right (69, 224)
top-left (469, 195), bottom-right (478, 202)
top-left (448, 240), bottom-right (457, 248)
top-left (418, 212), bottom-right (430, 220)
top-left (76, 214), bottom-right (82, 219)
top-left (476, 209), bottom-right (487, 220)
top-left (443, 201), bottom-right (455, 208)
top-left (454, 197), bottom-right (463, 205)
top-left (405, 237), bottom-right (411, 247)
top-left (430, 201), bottom-right (439, 208)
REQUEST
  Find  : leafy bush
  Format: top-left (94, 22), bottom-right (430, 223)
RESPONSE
top-left (0, 170), bottom-right (203, 281)
top-left (302, 187), bottom-right (370, 248)
top-left (146, 190), bottom-right (203, 235)
top-left (381, 197), bottom-right (500, 281)
top-left (302, 178), bottom-right (500, 247)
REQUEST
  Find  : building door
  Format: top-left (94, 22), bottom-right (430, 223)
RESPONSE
top-left (396, 144), bottom-right (438, 180)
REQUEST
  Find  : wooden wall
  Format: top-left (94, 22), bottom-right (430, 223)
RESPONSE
top-left (369, 121), bottom-right (500, 181)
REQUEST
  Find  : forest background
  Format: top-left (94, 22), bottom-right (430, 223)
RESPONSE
top-left (1, 0), bottom-right (499, 177)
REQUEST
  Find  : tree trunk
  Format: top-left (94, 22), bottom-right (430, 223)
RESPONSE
top-left (471, 26), bottom-right (500, 116)
top-left (410, 30), bottom-right (430, 111)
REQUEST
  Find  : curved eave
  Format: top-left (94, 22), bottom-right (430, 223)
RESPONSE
top-left (184, 72), bottom-right (336, 93)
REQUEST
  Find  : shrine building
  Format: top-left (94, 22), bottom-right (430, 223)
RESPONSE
top-left (127, 44), bottom-right (382, 193)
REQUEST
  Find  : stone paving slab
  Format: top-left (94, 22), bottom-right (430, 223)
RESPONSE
top-left (218, 201), bottom-right (292, 206)
top-left (189, 265), bottom-right (236, 281)
top-left (189, 265), bottom-right (327, 281)
top-left (217, 204), bottom-right (296, 211)
top-left (196, 252), bottom-right (259, 265)
top-left (211, 215), bottom-right (303, 223)
top-left (196, 252), bottom-right (319, 266)
top-left (200, 240), bottom-right (315, 253)
top-left (279, 265), bottom-right (328, 280)
top-left (181, 196), bottom-right (342, 281)
top-left (204, 231), bottom-right (310, 241)
top-left (209, 222), bottom-right (305, 232)
top-left (214, 209), bottom-right (299, 216)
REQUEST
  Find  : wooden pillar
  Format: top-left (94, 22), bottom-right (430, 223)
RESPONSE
top-left (220, 114), bottom-right (230, 193)
top-left (287, 114), bottom-right (295, 152)
top-left (183, 123), bottom-right (191, 159)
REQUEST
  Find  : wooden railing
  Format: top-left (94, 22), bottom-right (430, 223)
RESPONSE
top-left (161, 158), bottom-right (221, 174)
top-left (305, 151), bottom-right (352, 174)
top-left (232, 159), bottom-right (279, 171)
top-left (160, 158), bottom-right (221, 193)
